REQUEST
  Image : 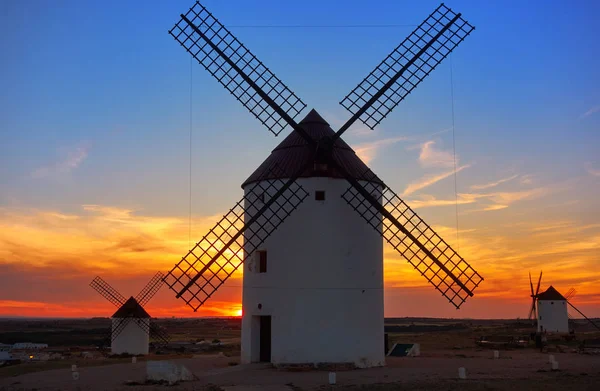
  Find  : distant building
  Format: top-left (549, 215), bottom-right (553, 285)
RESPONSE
top-left (0, 343), bottom-right (12, 351)
top-left (11, 343), bottom-right (48, 350)
top-left (0, 351), bottom-right (12, 361)
top-left (111, 297), bottom-right (150, 355)
top-left (537, 286), bottom-right (569, 333)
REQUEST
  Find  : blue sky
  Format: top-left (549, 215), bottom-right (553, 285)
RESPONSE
top-left (2, 0), bottom-right (599, 216)
top-left (1, 0), bottom-right (599, 318)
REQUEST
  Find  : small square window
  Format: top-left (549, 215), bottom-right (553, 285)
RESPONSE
top-left (257, 250), bottom-right (267, 273)
top-left (256, 192), bottom-right (265, 203)
top-left (315, 191), bottom-right (325, 201)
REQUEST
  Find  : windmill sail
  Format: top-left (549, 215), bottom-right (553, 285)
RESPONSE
top-left (163, 164), bottom-right (309, 311)
top-left (328, 4), bottom-right (481, 308)
top-left (136, 271), bottom-right (165, 307)
top-left (341, 168), bottom-right (482, 308)
top-left (111, 317), bottom-right (132, 342)
top-left (169, 2), bottom-right (306, 136)
top-left (90, 276), bottom-right (126, 307)
top-left (165, 1), bottom-right (483, 313)
top-left (339, 3), bottom-right (474, 131)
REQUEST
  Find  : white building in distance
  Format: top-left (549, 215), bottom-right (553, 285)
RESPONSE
top-left (537, 286), bottom-right (569, 333)
top-left (111, 297), bottom-right (150, 355)
top-left (11, 343), bottom-right (48, 350)
top-left (240, 110), bottom-right (384, 368)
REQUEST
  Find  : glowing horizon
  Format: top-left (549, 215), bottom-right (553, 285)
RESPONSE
top-left (1, 200), bottom-right (598, 319)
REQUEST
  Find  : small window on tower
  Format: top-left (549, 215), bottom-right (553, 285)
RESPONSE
top-left (256, 192), bottom-right (265, 203)
top-left (551, 301), bottom-right (554, 305)
top-left (257, 250), bottom-right (267, 273)
top-left (315, 191), bottom-right (325, 201)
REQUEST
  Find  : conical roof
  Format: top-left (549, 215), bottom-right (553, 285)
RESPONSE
top-left (537, 286), bottom-right (566, 301)
top-left (112, 297), bottom-right (151, 318)
top-left (242, 109), bottom-right (383, 187)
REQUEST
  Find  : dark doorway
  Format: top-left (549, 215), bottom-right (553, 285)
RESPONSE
top-left (259, 316), bottom-right (271, 362)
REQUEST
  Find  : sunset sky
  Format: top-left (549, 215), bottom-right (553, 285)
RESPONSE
top-left (1, 0), bottom-right (599, 319)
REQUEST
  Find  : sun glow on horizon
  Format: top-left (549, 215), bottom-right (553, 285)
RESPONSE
top-left (0, 203), bottom-right (599, 319)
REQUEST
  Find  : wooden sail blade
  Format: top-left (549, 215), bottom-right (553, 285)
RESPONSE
top-left (90, 276), bottom-right (126, 307)
top-left (164, 164), bottom-right (309, 312)
top-left (111, 317), bottom-right (132, 342)
top-left (135, 272), bottom-right (165, 307)
top-left (339, 3), bottom-right (474, 132)
top-left (340, 167), bottom-right (483, 309)
top-left (169, 2), bottom-right (306, 136)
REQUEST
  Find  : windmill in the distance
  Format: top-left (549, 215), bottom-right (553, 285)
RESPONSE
top-left (164, 2), bottom-right (484, 368)
top-left (527, 271), bottom-right (599, 333)
top-left (90, 273), bottom-right (170, 355)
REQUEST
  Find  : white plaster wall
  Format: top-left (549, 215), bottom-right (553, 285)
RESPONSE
top-left (241, 177), bottom-right (384, 368)
top-left (537, 300), bottom-right (568, 333)
top-left (111, 318), bottom-right (150, 355)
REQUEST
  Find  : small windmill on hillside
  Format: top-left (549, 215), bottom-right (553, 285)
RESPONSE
top-left (527, 271), bottom-right (600, 333)
top-left (90, 273), bottom-right (170, 355)
top-left (164, 1), bottom-right (484, 367)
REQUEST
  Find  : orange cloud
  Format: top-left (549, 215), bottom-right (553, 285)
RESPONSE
top-left (0, 205), bottom-right (599, 319)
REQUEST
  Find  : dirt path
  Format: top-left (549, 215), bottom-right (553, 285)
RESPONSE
top-left (1, 350), bottom-right (599, 391)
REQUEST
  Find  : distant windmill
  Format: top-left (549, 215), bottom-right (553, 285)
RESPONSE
top-left (164, 1), bottom-right (484, 367)
top-left (90, 273), bottom-right (170, 355)
top-left (527, 271), bottom-right (599, 333)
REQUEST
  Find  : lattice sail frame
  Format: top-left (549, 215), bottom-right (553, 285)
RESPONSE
top-left (164, 165), bottom-right (309, 311)
top-left (341, 169), bottom-right (483, 308)
top-left (169, 2), bottom-right (307, 136)
top-left (136, 272), bottom-right (165, 307)
top-left (90, 276), bottom-right (127, 307)
top-left (340, 3), bottom-right (475, 130)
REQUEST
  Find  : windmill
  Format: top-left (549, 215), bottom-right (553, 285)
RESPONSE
top-left (527, 271), bottom-right (599, 333)
top-left (90, 273), bottom-right (170, 355)
top-left (527, 271), bottom-right (543, 323)
top-left (164, 2), bottom-right (484, 367)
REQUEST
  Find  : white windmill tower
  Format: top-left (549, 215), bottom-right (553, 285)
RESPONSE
top-left (164, 2), bottom-right (484, 368)
top-left (536, 286), bottom-right (569, 333)
top-left (527, 271), bottom-right (599, 334)
top-left (90, 273), bottom-right (170, 355)
top-left (528, 271), bottom-right (569, 333)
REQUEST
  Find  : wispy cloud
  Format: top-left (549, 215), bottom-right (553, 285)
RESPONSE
top-left (480, 187), bottom-right (550, 204)
top-left (352, 136), bottom-right (409, 164)
top-left (402, 164), bottom-right (471, 196)
top-left (519, 175), bottom-right (534, 185)
top-left (408, 186), bottom-right (550, 211)
top-left (580, 104), bottom-right (600, 119)
top-left (584, 162), bottom-right (600, 177)
top-left (408, 193), bottom-right (478, 209)
top-left (417, 140), bottom-right (455, 168)
top-left (470, 174), bottom-right (519, 190)
top-left (460, 187), bottom-right (550, 213)
top-left (31, 143), bottom-right (91, 179)
top-left (482, 204), bottom-right (509, 211)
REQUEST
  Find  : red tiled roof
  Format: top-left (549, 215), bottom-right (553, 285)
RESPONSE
top-left (112, 297), bottom-right (151, 318)
top-left (242, 109), bottom-right (384, 187)
top-left (537, 286), bottom-right (566, 301)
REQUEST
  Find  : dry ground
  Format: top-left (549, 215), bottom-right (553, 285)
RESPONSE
top-left (1, 349), bottom-right (599, 391)
top-left (2, 318), bottom-right (599, 390)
